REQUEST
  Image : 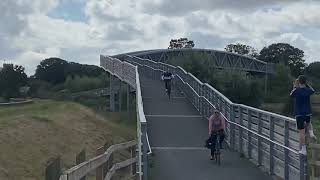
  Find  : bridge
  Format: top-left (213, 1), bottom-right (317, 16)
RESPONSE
top-left (113, 48), bottom-right (274, 74)
top-left (58, 50), bottom-right (305, 180)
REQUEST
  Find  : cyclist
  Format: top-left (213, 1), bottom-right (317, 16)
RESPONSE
top-left (208, 109), bottom-right (226, 160)
top-left (161, 71), bottom-right (174, 99)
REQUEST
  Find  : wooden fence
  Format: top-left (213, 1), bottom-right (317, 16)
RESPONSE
top-left (45, 141), bottom-right (137, 180)
top-left (57, 140), bottom-right (137, 180)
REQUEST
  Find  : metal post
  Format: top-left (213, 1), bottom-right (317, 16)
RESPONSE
top-left (239, 107), bottom-right (243, 154)
top-left (284, 121), bottom-right (289, 180)
top-left (127, 84), bottom-right (130, 112)
top-left (258, 113), bottom-right (262, 166)
top-left (119, 81), bottom-right (122, 112)
top-left (299, 155), bottom-right (306, 180)
top-left (230, 105), bottom-right (236, 149)
top-left (110, 75), bottom-right (115, 112)
top-left (248, 110), bottom-right (252, 159)
top-left (141, 123), bottom-right (148, 180)
top-left (269, 116), bottom-right (274, 174)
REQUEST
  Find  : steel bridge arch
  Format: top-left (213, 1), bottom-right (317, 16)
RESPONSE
top-left (113, 48), bottom-right (274, 74)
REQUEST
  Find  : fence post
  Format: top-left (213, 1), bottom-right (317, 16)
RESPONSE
top-left (300, 155), bottom-right (306, 180)
top-left (119, 81), bottom-right (122, 112)
top-left (127, 84), bottom-right (130, 112)
top-left (284, 121), bottom-right (289, 180)
top-left (110, 75), bottom-right (115, 112)
top-left (131, 146), bottom-right (137, 178)
top-left (45, 157), bottom-right (61, 180)
top-left (247, 110), bottom-right (252, 159)
top-left (239, 107), bottom-right (243, 154)
top-left (230, 104), bottom-right (235, 149)
top-left (257, 113), bottom-right (262, 166)
top-left (269, 116), bottom-right (274, 174)
top-left (96, 146), bottom-right (105, 180)
top-left (105, 142), bottom-right (113, 176)
top-left (141, 122), bottom-right (148, 180)
top-left (76, 149), bottom-right (86, 180)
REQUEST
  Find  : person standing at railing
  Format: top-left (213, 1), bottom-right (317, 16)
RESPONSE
top-left (161, 71), bottom-right (174, 99)
top-left (208, 109), bottom-right (226, 160)
top-left (290, 75), bottom-right (316, 155)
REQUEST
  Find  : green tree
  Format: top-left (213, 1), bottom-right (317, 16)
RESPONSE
top-left (35, 58), bottom-right (68, 84)
top-left (259, 43), bottom-right (306, 76)
top-left (34, 58), bottom-right (106, 84)
top-left (225, 43), bottom-right (259, 58)
top-left (305, 61), bottom-right (320, 79)
top-left (265, 64), bottom-right (293, 103)
top-left (0, 64), bottom-right (28, 99)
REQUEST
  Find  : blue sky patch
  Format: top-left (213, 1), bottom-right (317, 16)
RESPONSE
top-left (48, 0), bottom-right (87, 22)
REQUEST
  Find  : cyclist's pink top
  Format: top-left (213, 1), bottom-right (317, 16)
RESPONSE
top-left (208, 112), bottom-right (226, 133)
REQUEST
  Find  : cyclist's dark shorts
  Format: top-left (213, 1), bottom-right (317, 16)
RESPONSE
top-left (296, 116), bottom-right (311, 130)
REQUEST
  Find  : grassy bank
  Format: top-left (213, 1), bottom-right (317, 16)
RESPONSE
top-left (0, 100), bottom-right (136, 180)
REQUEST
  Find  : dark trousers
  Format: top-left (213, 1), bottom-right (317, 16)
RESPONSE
top-left (210, 130), bottom-right (225, 156)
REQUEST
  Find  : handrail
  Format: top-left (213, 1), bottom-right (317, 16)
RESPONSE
top-left (100, 55), bottom-right (151, 180)
top-left (104, 157), bottom-right (138, 180)
top-left (130, 60), bottom-right (299, 154)
top-left (123, 55), bottom-right (305, 180)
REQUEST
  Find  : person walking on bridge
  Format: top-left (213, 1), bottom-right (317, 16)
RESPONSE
top-left (208, 109), bottom-right (226, 160)
top-left (290, 75), bottom-right (316, 155)
top-left (161, 71), bottom-right (174, 99)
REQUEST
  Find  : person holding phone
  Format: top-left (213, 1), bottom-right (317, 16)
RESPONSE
top-left (290, 75), bottom-right (316, 155)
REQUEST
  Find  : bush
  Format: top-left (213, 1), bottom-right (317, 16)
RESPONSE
top-left (28, 79), bottom-right (53, 97)
top-left (64, 74), bottom-right (108, 93)
top-left (168, 52), bottom-right (265, 107)
top-left (265, 64), bottom-right (294, 103)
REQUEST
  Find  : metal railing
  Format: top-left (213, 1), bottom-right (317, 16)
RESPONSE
top-left (122, 55), bottom-right (306, 180)
top-left (100, 55), bottom-right (149, 180)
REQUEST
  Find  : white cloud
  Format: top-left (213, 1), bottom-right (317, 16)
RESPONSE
top-left (1, 0), bottom-right (320, 76)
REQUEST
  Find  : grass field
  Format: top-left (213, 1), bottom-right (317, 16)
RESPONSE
top-left (0, 100), bottom-right (136, 180)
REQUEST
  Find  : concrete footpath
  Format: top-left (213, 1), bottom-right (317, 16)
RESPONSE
top-left (140, 77), bottom-right (273, 180)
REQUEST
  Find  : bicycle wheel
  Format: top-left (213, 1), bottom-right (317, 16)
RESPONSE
top-left (217, 151), bottom-right (221, 165)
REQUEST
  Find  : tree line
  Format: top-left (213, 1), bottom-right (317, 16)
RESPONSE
top-left (167, 42), bottom-right (319, 111)
top-left (0, 58), bottom-right (107, 101)
top-left (1, 42), bottom-right (319, 108)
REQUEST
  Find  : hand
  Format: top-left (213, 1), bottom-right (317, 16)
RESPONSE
top-left (293, 79), bottom-right (299, 88)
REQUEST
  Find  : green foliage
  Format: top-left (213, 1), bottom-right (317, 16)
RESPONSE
top-left (28, 79), bottom-right (52, 97)
top-left (305, 62), bottom-right (320, 90)
top-left (34, 57), bottom-right (105, 84)
top-left (305, 61), bottom-right (320, 79)
top-left (259, 43), bottom-right (306, 76)
top-left (168, 52), bottom-right (264, 107)
top-left (64, 74), bottom-right (108, 93)
top-left (0, 64), bottom-right (28, 99)
top-left (265, 64), bottom-right (294, 103)
top-left (35, 58), bottom-right (68, 84)
top-left (225, 43), bottom-right (259, 58)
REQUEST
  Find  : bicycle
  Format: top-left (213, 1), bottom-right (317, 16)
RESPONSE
top-left (210, 131), bottom-right (222, 165)
top-left (214, 133), bottom-right (221, 165)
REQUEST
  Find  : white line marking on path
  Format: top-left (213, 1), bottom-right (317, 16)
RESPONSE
top-left (145, 115), bottom-right (203, 118)
top-left (143, 97), bottom-right (186, 99)
top-left (152, 147), bottom-right (207, 150)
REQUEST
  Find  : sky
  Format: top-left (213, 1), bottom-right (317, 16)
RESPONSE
top-left (1, 0), bottom-right (320, 75)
